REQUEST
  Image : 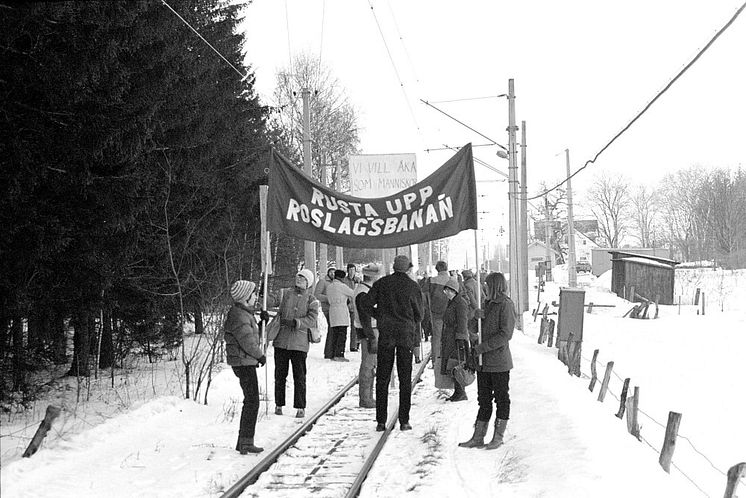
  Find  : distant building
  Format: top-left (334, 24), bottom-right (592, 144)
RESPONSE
top-left (527, 241), bottom-right (561, 274)
top-left (573, 231), bottom-right (599, 265)
top-left (609, 251), bottom-right (679, 305)
top-left (591, 247), bottom-right (670, 277)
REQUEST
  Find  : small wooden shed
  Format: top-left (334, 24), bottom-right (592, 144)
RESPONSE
top-left (609, 251), bottom-right (679, 305)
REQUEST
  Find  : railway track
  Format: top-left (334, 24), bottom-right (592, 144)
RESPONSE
top-left (222, 350), bottom-right (433, 498)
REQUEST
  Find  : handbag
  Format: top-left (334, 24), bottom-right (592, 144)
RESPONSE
top-left (308, 309), bottom-right (327, 344)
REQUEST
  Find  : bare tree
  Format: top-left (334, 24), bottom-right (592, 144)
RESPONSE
top-left (270, 53), bottom-right (360, 188)
top-left (700, 168), bottom-right (746, 268)
top-left (587, 173), bottom-right (630, 248)
top-left (630, 184), bottom-right (660, 248)
top-left (659, 167), bottom-right (708, 262)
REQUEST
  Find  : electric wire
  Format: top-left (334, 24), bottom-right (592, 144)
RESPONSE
top-left (366, 0), bottom-right (421, 135)
top-left (385, 0), bottom-right (420, 86)
top-left (429, 94), bottom-right (508, 104)
top-left (523, 0), bottom-right (746, 202)
top-left (317, 0), bottom-right (326, 80)
top-left (284, 0), bottom-right (293, 69)
top-left (421, 99), bottom-right (508, 151)
top-left (161, 0), bottom-right (249, 80)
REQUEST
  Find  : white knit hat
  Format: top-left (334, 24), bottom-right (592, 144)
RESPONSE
top-left (297, 269), bottom-right (314, 289)
top-left (230, 280), bottom-right (256, 302)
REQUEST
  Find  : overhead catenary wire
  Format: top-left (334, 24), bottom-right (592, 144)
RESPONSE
top-left (523, 0), bottom-right (746, 201)
top-left (161, 0), bottom-right (249, 81)
top-left (421, 99), bottom-right (508, 152)
top-left (284, 0), bottom-right (293, 69)
top-left (367, 0), bottom-right (421, 135)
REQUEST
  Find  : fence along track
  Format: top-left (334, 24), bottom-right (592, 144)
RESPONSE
top-left (221, 351), bottom-right (433, 498)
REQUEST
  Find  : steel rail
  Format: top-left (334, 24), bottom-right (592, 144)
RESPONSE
top-left (221, 375), bottom-right (359, 498)
top-left (345, 351), bottom-right (433, 498)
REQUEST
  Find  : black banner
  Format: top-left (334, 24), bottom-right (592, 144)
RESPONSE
top-left (267, 145), bottom-right (477, 249)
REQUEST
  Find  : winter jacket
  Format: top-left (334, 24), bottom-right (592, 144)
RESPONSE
top-left (475, 294), bottom-right (515, 372)
top-left (352, 282), bottom-right (376, 330)
top-left (440, 293), bottom-right (469, 375)
top-left (327, 280), bottom-right (354, 327)
top-left (360, 271), bottom-right (423, 350)
top-left (314, 276), bottom-right (333, 313)
top-left (462, 276), bottom-right (483, 319)
top-left (273, 287), bottom-right (320, 353)
top-left (224, 303), bottom-right (264, 366)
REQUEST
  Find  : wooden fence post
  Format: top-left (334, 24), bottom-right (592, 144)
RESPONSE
top-left (615, 378), bottom-right (630, 418)
top-left (626, 386), bottom-right (640, 440)
top-left (658, 411), bottom-right (682, 473)
top-left (23, 405), bottom-right (61, 458)
top-left (678, 295), bottom-right (681, 315)
top-left (694, 287), bottom-right (700, 306)
top-left (588, 349), bottom-right (599, 392)
top-left (701, 292), bottom-right (706, 316)
top-left (597, 361), bottom-right (614, 402)
top-left (538, 317), bottom-right (547, 344)
top-left (724, 462), bottom-right (746, 498)
top-left (547, 319), bottom-right (555, 348)
top-left (567, 338), bottom-right (581, 377)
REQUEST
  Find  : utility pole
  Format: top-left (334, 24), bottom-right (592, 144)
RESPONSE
top-left (507, 79), bottom-right (521, 318)
top-left (319, 159), bottom-right (327, 271)
top-left (565, 148), bottom-right (577, 288)
top-left (544, 190), bottom-right (553, 282)
top-left (519, 120), bottom-right (529, 312)
top-left (302, 89), bottom-right (316, 279)
top-left (335, 160), bottom-right (344, 268)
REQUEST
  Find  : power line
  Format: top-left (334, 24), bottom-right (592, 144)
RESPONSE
top-left (429, 94), bottom-right (508, 104)
top-left (284, 0), bottom-right (293, 69)
top-left (421, 99), bottom-right (508, 151)
top-left (317, 0), bottom-right (326, 79)
top-left (366, 0), bottom-right (421, 135)
top-left (524, 0), bottom-right (746, 201)
top-left (161, 0), bottom-right (249, 80)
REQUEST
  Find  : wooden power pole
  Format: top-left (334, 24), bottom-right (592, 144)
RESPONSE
top-left (507, 79), bottom-right (522, 318)
top-left (302, 89), bottom-right (316, 279)
top-left (565, 148), bottom-right (577, 288)
top-left (520, 120), bottom-right (529, 312)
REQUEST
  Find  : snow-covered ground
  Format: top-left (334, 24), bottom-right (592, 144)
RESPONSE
top-left (1, 268), bottom-right (744, 497)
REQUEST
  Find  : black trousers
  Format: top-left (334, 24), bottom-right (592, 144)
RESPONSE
top-left (323, 311), bottom-right (334, 359)
top-left (331, 326), bottom-right (347, 357)
top-left (274, 348), bottom-right (307, 409)
top-left (232, 366), bottom-right (259, 438)
top-left (476, 370), bottom-right (510, 422)
top-left (376, 344), bottom-right (413, 425)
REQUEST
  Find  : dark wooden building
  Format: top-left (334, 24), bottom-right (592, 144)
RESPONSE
top-left (609, 251), bottom-right (679, 305)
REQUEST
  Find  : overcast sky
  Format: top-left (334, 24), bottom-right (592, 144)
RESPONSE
top-left (240, 0), bottom-right (745, 255)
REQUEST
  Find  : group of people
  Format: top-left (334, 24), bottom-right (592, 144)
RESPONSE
top-left (222, 256), bottom-right (516, 455)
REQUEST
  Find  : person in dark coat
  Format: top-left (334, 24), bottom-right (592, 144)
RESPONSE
top-left (420, 260), bottom-right (453, 389)
top-left (440, 277), bottom-right (470, 402)
top-left (360, 254), bottom-right (423, 431)
top-left (273, 269), bottom-right (319, 419)
top-left (224, 280), bottom-right (267, 454)
top-left (460, 271), bottom-right (515, 450)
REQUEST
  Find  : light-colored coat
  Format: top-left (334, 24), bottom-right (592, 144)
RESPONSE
top-left (327, 280), bottom-right (354, 327)
top-left (273, 287), bottom-right (320, 353)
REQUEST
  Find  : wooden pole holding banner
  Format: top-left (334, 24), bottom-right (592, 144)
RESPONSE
top-left (474, 229), bottom-right (483, 366)
top-left (259, 185), bottom-right (271, 417)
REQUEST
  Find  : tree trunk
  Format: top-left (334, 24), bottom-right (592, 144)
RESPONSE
top-left (99, 305), bottom-right (114, 369)
top-left (12, 316), bottom-right (25, 390)
top-left (51, 309), bottom-right (67, 364)
top-left (27, 307), bottom-right (42, 354)
top-left (194, 301), bottom-right (204, 335)
top-left (67, 310), bottom-right (90, 377)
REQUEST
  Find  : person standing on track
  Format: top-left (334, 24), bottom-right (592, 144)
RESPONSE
top-left (360, 255), bottom-right (423, 432)
top-left (420, 260), bottom-right (453, 390)
top-left (224, 280), bottom-right (267, 454)
top-left (459, 271), bottom-right (515, 449)
top-left (315, 265), bottom-right (336, 360)
top-left (353, 263), bottom-right (381, 408)
top-left (273, 269), bottom-right (319, 419)
top-left (327, 269), bottom-right (354, 361)
top-left (343, 263), bottom-right (360, 352)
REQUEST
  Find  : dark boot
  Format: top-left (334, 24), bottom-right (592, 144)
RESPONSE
top-left (238, 436), bottom-right (263, 454)
top-left (485, 419), bottom-right (508, 450)
top-left (458, 420), bottom-right (488, 448)
top-left (448, 381), bottom-right (468, 402)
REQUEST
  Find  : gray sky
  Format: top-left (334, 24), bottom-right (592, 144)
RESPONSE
top-left (241, 0), bottom-right (746, 266)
